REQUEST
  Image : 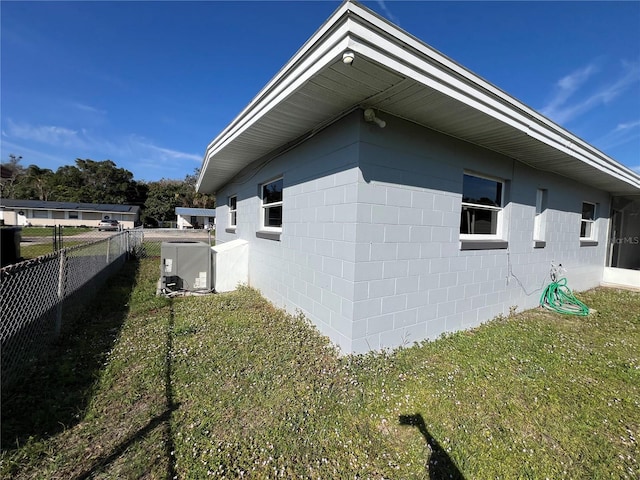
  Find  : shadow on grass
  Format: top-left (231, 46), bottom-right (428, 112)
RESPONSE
top-left (399, 414), bottom-right (465, 480)
top-left (0, 259), bottom-right (140, 452)
top-left (75, 297), bottom-right (178, 480)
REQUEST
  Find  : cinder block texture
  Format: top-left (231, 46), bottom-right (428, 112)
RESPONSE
top-left (216, 111), bottom-right (610, 354)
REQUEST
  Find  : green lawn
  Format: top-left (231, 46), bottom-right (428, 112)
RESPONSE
top-left (17, 227), bottom-right (98, 259)
top-left (20, 226), bottom-right (95, 237)
top-left (1, 258), bottom-right (638, 479)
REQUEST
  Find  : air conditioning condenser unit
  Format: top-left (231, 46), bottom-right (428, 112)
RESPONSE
top-left (160, 241), bottom-right (212, 292)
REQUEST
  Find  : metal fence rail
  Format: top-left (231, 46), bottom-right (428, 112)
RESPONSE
top-left (0, 228), bottom-right (144, 389)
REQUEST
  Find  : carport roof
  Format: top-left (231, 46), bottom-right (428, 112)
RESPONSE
top-left (196, 0), bottom-right (640, 196)
top-left (175, 207), bottom-right (216, 216)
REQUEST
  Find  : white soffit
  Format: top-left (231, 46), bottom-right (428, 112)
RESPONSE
top-left (197, 0), bottom-right (640, 195)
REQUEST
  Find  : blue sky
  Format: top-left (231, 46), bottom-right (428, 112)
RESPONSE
top-left (2, 1), bottom-right (639, 182)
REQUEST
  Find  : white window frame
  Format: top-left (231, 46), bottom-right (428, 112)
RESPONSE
top-left (580, 202), bottom-right (597, 240)
top-left (260, 176), bottom-right (283, 232)
top-left (460, 172), bottom-right (505, 240)
top-left (533, 188), bottom-right (547, 241)
top-left (32, 209), bottom-right (49, 219)
top-left (228, 195), bottom-right (237, 228)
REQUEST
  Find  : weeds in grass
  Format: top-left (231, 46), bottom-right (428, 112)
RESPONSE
top-left (1, 259), bottom-right (638, 479)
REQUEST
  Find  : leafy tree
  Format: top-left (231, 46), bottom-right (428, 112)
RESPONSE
top-left (142, 169), bottom-right (215, 226)
top-left (14, 165), bottom-right (55, 201)
top-left (143, 179), bottom-right (185, 226)
top-left (183, 168), bottom-right (216, 209)
top-left (50, 165), bottom-right (86, 202)
top-left (50, 159), bottom-right (139, 204)
top-left (0, 154), bottom-right (25, 198)
top-left (2, 157), bottom-right (213, 228)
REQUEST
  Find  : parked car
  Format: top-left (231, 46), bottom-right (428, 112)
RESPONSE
top-left (98, 219), bottom-right (120, 231)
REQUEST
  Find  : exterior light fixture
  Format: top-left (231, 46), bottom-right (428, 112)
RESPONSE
top-left (363, 108), bottom-right (386, 128)
top-left (342, 51), bottom-right (355, 65)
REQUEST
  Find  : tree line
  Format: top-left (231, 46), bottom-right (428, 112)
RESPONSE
top-left (0, 155), bottom-right (216, 226)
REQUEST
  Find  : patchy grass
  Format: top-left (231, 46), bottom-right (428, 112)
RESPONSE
top-left (0, 259), bottom-right (172, 479)
top-left (1, 258), bottom-right (638, 479)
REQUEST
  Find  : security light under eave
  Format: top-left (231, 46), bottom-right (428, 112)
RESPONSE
top-left (342, 51), bottom-right (355, 64)
top-left (363, 108), bottom-right (386, 128)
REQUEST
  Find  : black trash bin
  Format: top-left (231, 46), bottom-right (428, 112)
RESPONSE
top-left (0, 227), bottom-right (22, 267)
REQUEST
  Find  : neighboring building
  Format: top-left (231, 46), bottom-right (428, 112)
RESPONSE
top-left (196, 1), bottom-right (640, 353)
top-left (0, 199), bottom-right (141, 229)
top-left (175, 207), bottom-right (216, 230)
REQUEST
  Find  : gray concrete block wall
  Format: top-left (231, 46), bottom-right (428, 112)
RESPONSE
top-left (214, 113), bottom-right (363, 352)
top-left (215, 110), bottom-right (612, 354)
top-left (350, 114), bottom-right (610, 353)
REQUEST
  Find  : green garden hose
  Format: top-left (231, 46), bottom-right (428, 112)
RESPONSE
top-left (539, 277), bottom-right (590, 316)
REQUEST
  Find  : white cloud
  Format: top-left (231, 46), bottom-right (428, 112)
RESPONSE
top-left (594, 118), bottom-right (640, 154)
top-left (139, 141), bottom-right (202, 162)
top-left (123, 135), bottom-right (201, 163)
top-left (6, 119), bottom-right (84, 148)
top-left (541, 60), bottom-right (640, 125)
top-left (2, 120), bottom-right (202, 180)
top-left (614, 120), bottom-right (640, 132)
top-left (71, 102), bottom-right (107, 115)
top-left (376, 1), bottom-right (400, 26)
top-left (540, 63), bottom-right (599, 118)
top-left (0, 139), bottom-right (75, 170)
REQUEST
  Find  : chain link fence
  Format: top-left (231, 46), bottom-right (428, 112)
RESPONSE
top-left (1, 228), bottom-right (144, 389)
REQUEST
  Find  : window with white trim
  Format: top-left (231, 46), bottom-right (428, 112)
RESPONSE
top-left (580, 202), bottom-right (596, 240)
top-left (68, 211), bottom-right (79, 220)
top-left (32, 210), bottom-right (49, 219)
top-left (460, 173), bottom-right (504, 238)
top-left (261, 177), bottom-right (283, 230)
top-left (533, 188), bottom-right (547, 241)
top-left (228, 195), bottom-right (237, 228)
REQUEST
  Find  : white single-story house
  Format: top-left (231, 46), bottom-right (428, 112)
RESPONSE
top-left (175, 207), bottom-right (216, 230)
top-left (196, 1), bottom-right (640, 353)
top-left (0, 199), bottom-right (141, 229)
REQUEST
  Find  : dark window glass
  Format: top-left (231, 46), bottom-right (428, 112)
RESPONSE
top-left (460, 206), bottom-right (498, 235)
top-left (262, 178), bottom-right (283, 204)
top-left (229, 196), bottom-right (237, 210)
top-left (582, 202), bottom-right (595, 221)
top-left (264, 205), bottom-right (282, 228)
top-left (462, 174), bottom-right (502, 207)
top-left (580, 221), bottom-right (589, 238)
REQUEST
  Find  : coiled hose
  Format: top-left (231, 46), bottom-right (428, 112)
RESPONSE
top-left (539, 277), bottom-right (590, 316)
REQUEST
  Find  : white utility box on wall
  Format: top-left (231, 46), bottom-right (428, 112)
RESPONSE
top-left (211, 239), bottom-right (248, 292)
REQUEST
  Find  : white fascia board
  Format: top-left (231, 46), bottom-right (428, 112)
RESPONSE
top-left (346, 2), bottom-right (639, 189)
top-left (202, 4), bottom-right (354, 156)
top-left (198, 29), bottom-right (354, 192)
top-left (205, 35), bottom-right (351, 159)
top-left (196, 3), bottom-right (355, 192)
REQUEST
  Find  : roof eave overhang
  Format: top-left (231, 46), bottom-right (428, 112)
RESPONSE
top-left (197, 0), bottom-right (640, 195)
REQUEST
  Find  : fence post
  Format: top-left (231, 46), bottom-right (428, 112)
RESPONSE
top-left (106, 237), bottom-right (111, 264)
top-left (56, 249), bottom-right (66, 335)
